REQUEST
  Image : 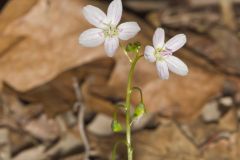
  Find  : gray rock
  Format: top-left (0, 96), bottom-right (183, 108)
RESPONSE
top-left (201, 101), bottom-right (221, 122)
top-left (87, 114), bottom-right (113, 136)
top-left (219, 96), bottom-right (233, 107)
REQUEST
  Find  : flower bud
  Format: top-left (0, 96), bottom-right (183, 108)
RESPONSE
top-left (126, 42), bottom-right (141, 53)
top-left (133, 102), bottom-right (146, 118)
top-left (111, 117), bottom-right (123, 133)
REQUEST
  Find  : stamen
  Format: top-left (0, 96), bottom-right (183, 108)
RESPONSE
top-left (161, 48), bottom-right (172, 56)
top-left (154, 47), bottom-right (173, 61)
top-left (103, 24), bottom-right (119, 38)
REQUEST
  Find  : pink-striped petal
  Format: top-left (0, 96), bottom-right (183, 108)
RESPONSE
top-left (83, 5), bottom-right (107, 28)
top-left (144, 45), bottom-right (156, 62)
top-left (107, 0), bottom-right (122, 26)
top-left (156, 60), bottom-right (169, 80)
top-left (79, 28), bottom-right (105, 47)
top-left (165, 55), bottom-right (188, 76)
top-left (104, 37), bottom-right (119, 57)
top-left (118, 22), bottom-right (141, 40)
top-left (153, 28), bottom-right (165, 49)
top-left (165, 34), bottom-right (186, 52)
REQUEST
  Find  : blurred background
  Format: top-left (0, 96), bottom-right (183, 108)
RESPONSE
top-left (0, 0), bottom-right (240, 159)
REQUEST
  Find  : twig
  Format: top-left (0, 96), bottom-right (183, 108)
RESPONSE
top-left (72, 78), bottom-right (90, 160)
top-left (220, 0), bottom-right (237, 31)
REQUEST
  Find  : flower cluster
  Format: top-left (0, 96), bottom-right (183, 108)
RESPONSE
top-left (79, 0), bottom-right (188, 79)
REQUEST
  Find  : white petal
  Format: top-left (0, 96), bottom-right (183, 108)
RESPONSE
top-left (107, 0), bottom-right (122, 26)
top-left (83, 5), bottom-right (107, 28)
top-left (104, 37), bottom-right (119, 57)
top-left (79, 28), bottom-right (105, 47)
top-left (156, 61), bottom-right (169, 80)
top-left (165, 56), bottom-right (188, 76)
top-left (118, 22), bottom-right (141, 40)
top-left (153, 28), bottom-right (165, 49)
top-left (165, 34), bottom-right (186, 52)
top-left (144, 45), bottom-right (156, 62)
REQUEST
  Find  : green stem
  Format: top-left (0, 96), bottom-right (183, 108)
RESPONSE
top-left (120, 43), bottom-right (133, 63)
top-left (125, 54), bottom-right (143, 160)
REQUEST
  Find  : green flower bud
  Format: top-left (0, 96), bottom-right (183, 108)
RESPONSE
top-left (126, 42), bottom-right (141, 53)
top-left (111, 120), bottom-right (123, 132)
top-left (133, 102), bottom-right (146, 118)
top-left (112, 113), bottom-right (123, 133)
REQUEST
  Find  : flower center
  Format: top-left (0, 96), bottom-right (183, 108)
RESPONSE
top-left (103, 25), bottom-right (119, 38)
top-left (154, 47), bottom-right (172, 61)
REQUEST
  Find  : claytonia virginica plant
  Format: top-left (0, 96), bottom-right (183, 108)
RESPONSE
top-left (79, 0), bottom-right (188, 160)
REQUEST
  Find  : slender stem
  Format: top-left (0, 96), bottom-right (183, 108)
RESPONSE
top-left (120, 43), bottom-right (133, 63)
top-left (131, 86), bottom-right (144, 103)
top-left (125, 54), bottom-right (143, 160)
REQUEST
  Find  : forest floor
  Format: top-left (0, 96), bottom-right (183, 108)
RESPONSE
top-left (0, 0), bottom-right (240, 159)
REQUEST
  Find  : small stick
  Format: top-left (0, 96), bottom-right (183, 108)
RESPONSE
top-left (220, 0), bottom-right (237, 31)
top-left (73, 78), bottom-right (90, 160)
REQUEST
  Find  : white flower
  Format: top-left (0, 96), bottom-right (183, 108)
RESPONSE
top-left (79, 0), bottom-right (141, 57)
top-left (144, 28), bottom-right (188, 80)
